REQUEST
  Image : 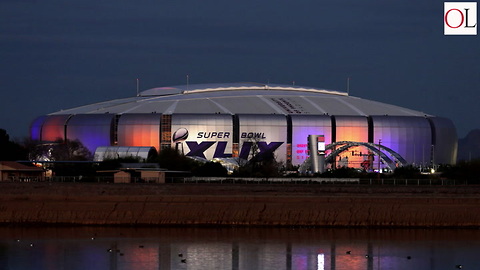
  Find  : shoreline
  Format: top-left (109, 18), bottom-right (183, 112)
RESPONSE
top-left (0, 183), bottom-right (479, 228)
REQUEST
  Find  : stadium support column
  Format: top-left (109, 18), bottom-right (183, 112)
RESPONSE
top-left (308, 135), bottom-right (325, 174)
top-left (160, 115), bottom-right (172, 150)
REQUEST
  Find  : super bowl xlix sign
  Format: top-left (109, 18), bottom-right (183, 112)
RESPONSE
top-left (172, 128), bottom-right (284, 161)
top-left (444, 2), bottom-right (477, 35)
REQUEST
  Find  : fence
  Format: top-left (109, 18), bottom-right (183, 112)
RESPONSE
top-left (171, 177), bottom-right (470, 186)
top-left (4, 176), bottom-right (473, 186)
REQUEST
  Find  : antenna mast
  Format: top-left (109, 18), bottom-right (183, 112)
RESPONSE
top-left (346, 77), bottom-right (350, 95)
top-left (136, 78), bottom-right (140, 96)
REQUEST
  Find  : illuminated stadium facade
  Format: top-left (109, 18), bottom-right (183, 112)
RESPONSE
top-left (30, 82), bottom-right (457, 170)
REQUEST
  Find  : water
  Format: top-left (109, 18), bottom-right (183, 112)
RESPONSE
top-left (0, 226), bottom-right (478, 270)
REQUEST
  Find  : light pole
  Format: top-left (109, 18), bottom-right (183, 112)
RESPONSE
top-left (378, 139), bottom-right (382, 173)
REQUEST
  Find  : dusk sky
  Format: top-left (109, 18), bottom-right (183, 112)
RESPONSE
top-left (1, 0), bottom-right (479, 140)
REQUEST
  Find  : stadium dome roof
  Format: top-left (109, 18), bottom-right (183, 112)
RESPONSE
top-left (51, 82), bottom-right (429, 117)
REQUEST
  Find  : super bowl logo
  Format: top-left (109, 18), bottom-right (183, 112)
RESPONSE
top-left (172, 128), bottom-right (189, 142)
top-left (172, 128), bottom-right (284, 161)
top-left (172, 128), bottom-right (189, 154)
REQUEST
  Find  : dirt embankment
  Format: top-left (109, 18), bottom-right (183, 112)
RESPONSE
top-left (0, 183), bottom-right (479, 228)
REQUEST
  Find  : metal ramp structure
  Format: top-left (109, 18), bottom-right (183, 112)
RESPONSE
top-left (299, 141), bottom-right (408, 173)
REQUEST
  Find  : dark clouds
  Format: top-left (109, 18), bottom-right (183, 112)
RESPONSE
top-left (0, 0), bottom-right (479, 139)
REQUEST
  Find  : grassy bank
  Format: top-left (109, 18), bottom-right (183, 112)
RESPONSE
top-left (0, 183), bottom-right (479, 228)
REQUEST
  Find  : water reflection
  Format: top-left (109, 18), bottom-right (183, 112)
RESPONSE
top-left (0, 226), bottom-right (478, 270)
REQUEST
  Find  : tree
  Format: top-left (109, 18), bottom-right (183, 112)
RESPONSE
top-left (440, 160), bottom-right (480, 184)
top-left (156, 147), bottom-right (200, 171)
top-left (27, 138), bottom-right (94, 177)
top-left (0, 129), bottom-right (28, 161)
top-left (193, 161), bottom-right (228, 177)
top-left (95, 156), bottom-right (142, 171)
top-left (28, 138), bottom-right (92, 161)
top-left (232, 136), bottom-right (283, 177)
top-left (393, 165), bottom-right (423, 179)
top-left (233, 149), bottom-right (282, 178)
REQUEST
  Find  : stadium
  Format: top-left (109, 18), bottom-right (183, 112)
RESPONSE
top-left (30, 82), bottom-right (457, 171)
